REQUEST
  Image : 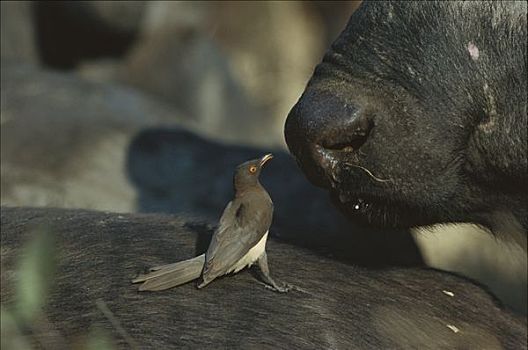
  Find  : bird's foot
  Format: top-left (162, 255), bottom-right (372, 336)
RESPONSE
top-left (263, 281), bottom-right (293, 293)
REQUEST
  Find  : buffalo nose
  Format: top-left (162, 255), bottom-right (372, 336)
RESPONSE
top-left (285, 89), bottom-right (373, 180)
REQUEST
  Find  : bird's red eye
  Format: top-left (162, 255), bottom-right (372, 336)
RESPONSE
top-left (249, 166), bottom-right (257, 173)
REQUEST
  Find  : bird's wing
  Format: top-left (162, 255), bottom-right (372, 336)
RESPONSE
top-left (202, 198), bottom-right (272, 281)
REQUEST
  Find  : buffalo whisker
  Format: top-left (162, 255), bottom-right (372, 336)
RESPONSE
top-left (344, 163), bottom-right (392, 183)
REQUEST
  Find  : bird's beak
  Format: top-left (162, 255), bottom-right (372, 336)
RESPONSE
top-left (260, 153), bottom-right (273, 166)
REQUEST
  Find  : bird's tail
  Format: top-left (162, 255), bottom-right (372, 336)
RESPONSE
top-left (132, 254), bottom-right (205, 291)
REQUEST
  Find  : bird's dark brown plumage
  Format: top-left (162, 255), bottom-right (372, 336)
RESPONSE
top-left (132, 154), bottom-right (290, 292)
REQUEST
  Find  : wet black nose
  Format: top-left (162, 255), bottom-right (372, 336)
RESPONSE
top-left (284, 89), bottom-right (373, 184)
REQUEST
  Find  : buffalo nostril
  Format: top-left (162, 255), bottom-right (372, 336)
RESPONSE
top-left (319, 116), bottom-right (373, 152)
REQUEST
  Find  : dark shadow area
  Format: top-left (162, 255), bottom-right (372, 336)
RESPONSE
top-left (184, 222), bottom-right (214, 256)
top-left (126, 127), bottom-right (424, 268)
top-left (33, 1), bottom-right (141, 69)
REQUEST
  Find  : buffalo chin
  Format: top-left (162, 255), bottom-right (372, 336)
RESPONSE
top-left (329, 190), bottom-right (452, 230)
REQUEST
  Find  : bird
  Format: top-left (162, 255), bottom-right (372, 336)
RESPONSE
top-left (132, 153), bottom-right (290, 293)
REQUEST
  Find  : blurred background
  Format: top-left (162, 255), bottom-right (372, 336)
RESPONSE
top-left (2, 0), bottom-right (361, 148)
top-left (1, 0), bottom-right (525, 315)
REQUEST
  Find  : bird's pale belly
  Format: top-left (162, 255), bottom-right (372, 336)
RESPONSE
top-left (229, 232), bottom-right (268, 273)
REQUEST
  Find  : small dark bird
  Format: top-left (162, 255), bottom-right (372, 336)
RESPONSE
top-left (132, 154), bottom-right (290, 292)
